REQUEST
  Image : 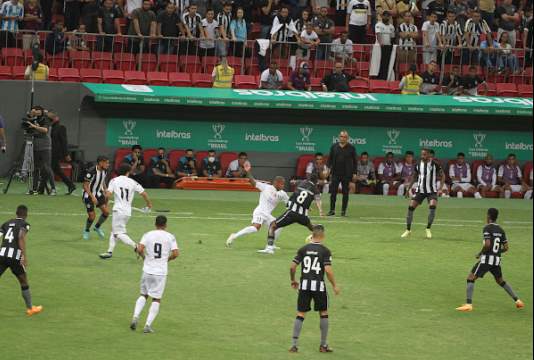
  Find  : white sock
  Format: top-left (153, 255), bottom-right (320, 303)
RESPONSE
top-left (117, 233), bottom-right (136, 248)
top-left (383, 183), bottom-right (390, 196)
top-left (397, 184), bottom-right (405, 197)
top-left (274, 228), bottom-right (283, 241)
top-left (107, 234), bottom-right (117, 253)
top-left (234, 226), bottom-right (258, 239)
top-left (457, 191), bottom-right (463, 198)
top-left (524, 190), bottom-right (532, 199)
top-left (145, 301), bottom-right (160, 327)
top-left (505, 190), bottom-right (511, 199)
top-left (133, 296), bottom-right (147, 319)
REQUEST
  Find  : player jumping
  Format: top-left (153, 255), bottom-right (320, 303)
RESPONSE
top-left (99, 164), bottom-right (152, 259)
top-left (289, 225), bottom-right (340, 353)
top-left (0, 205), bottom-right (43, 316)
top-left (225, 164), bottom-right (289, 247)
top-left (402, 148), bottom-right (445, 239)
top-left (258, 173), bottom-right (319, 254)
top-left (82, 155), bottom-right (110, 240)
top-left (130, 216), bottom-right (179, 333)
top-left (456, 208), bottom-right (525, 312)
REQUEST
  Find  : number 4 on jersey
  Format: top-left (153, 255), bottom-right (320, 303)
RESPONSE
top-left (302, 256), bottom-right (321, 274)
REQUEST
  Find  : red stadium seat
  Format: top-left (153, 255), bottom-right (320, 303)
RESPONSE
top-left (388, 80), bottom-right (401, 94)
top-left (191, 73), bottom-right (213, 88)
top-left (70, 50), bottom-right (91, 69)
top-left (195, 151), bottom-right (210, 172)
top-left (481, 83), bottom-right (497, 96)
top-left (219, 152), bottom-right (238, 176)
top-left (181, 55), bottom-right (202, 73)
top-left (57, 68), bottom-right (80, 82)
top-left (353, 44), bottom-right (369, 62)
top-left (227, 56), bottom-right (243, 75)
top-left (138, 53), bottom-right (157, 72)
top-left (369, 80), bottom-right (390, 93)
top-left (356, 61), bottom-right (370, 77)
top-left (372, 157), bottom-right (385, 171)
top-left (93, 52), bottom-right (113, 70)
top-left (235, 75), bottom-right (257, 89)
top-left (158, 54), bottom-right (180, 72)
top-left (169, 150), bottom-right (186, 172)
top-left (517, 84), bottom-right (533, 98)
top-left (147, 72), bottom-right (169, 86)
top-left (310, 77), bottom-right (323, 91)
top-left (295, 154), bottom-right (315, 178)
top-left (102, 69), bottom-right (125, 84)
top-left (47, 55), bottom-right (69, 68)
top-left (114, 148), bottom-right (131, 172)
top-left (142, 148), bottom-right (158, 168)
top-left (79, 68), bottom-right (102, 83)
top-left (203, 56), bottom-right (218, 73)
top-left (48, 68), bottom-right (59, 81)
top-left (168, 72), bottom-right (192, 87)
top-left (124, 70), bottom-right (146, 85)
top-left (313, 60), bottom-right (334, 78)
top-left (349, 78), bottom-right (369, 93)
top-left (0, 65), bottom-right (12, 80)
top-left (524, 161), bottom-right (533, 181)
top-left (12, 66), bottom-right (26, 80)
top-left (1, 48), bottom-right (24, 66)
top-left (114, 53), bottom-right (136, 71)
top-left (495, 83), bottom-right (518, 97)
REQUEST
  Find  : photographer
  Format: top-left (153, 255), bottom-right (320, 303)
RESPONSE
top-left (50, 112), bottom-right (76, 194)
top-left (24, 106), bottom-right (56, 195)
top-left (0, 114), bottom-right (6, 153)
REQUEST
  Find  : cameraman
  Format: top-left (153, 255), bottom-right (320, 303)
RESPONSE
top-left (50, 112), bottom-right (76, 194)
top-left (25, 106), bottom-right (56, 195)
top-left (0, 114), bottom-right (6, 153)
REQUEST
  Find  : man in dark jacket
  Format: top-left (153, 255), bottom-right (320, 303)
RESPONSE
top-left (327, 130), bottom-right (357, 216)
top-left (50, 112), bottom-right (76, 194)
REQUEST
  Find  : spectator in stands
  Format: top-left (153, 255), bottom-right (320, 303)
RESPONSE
top-left (321, 62), bottom-right (354, 92)
top-left (24, 52), bottom-right (48, 80)
top-left (270, 6), bottom-right (300, 59)
top-left (397, 11), bottom-right (418, 64)
top-left (127, 0), bottom-right (157, 54)
top-left (524, 8), bottom-right (533, 66)
top-left (377, 152), bottom-right (400, 196)
top-left (80, 0), bottom-right (100, 34)
top-left (460, 65), bottom-right (488, 95)
top-left (294, 8), bottom-right (311, 34)
top-left (421, 60), bottom-right (441, 95)
top-left (440, 10), bottom-right (463, 64)
top-left (176, 149), bottom-right (198, 179)
top-left (354, 151), bottom-right (376, 194)
top-left (375, 11), bottom-right (396, 80)
top-left (123, 145), bottom-right (147, 186)
top-left (288, 62), bottom-right (312, 90)
top-left (229, 7), bottom-right (248, 57)
top-left (444, 65), bottom-right (462, 95)
top-left (346, 0), bottom-right (371, 44)
top-left (422, 12), bottom-right (443, 64)
top-left (396, 0), bottom-right (420, 21)
top-left (427, 0), bottom-right (446, 22)
top-left (97, 0), bottom-right (122, 52)
top-left (45, 22), bottom-right (69, 56)
top-left (496, 0), bottom-right (520, 47)
top-left (0, 114), bottom-right (6, 153)
top-left (305, 152), bottom-right (330, 216)
top-left (448, 0), bottom-right (468, 28)
top-left (125, 0), bottom-right (142, 19)
top-left (200, 9), bottom-right (221, 57)
top-left (1, 0), bottom-right (24, 47)
top-left (498, 153), bottom-right (525, 199)
top-left (313, 6), bottom-right (335, 60)
top-left (449, 152), bottom-right (476, 198)
top-left (399, 64), bottom-right (423, 95)
top-left (68, 24), bottom-right (90, 51)
top-left (64, 0), bottom-right (81, 31)
top-left (233, 0), bottom-right (253, 26)
top-left (182, 4), bottom-right (203, 54)
top-left (157, 2), bottom-right (181, 54)
top-left (497, 31), bottom-right (520, 74)
top-left (225, 152), bottom-right (249, 178)
top-left (258, 0), bottom-right (279, 39)
top-left (331, 31), bottom-right (354, 63)
top-left (23, 0), bottom-right (42, 31)
top-left (396, 150), bottom-right (416, 196)
top-left (478, 0), bottom-right (495, 30)
top-left (297, 22), bottom-right (320, 61)
top-left (217, 2), bottom-right (232, 46)
top-left (201, 150), bottom-right (222, 178)
top-left (150, 147), bottom-right (175, 188)
top-left (463, 10), bottom-right (491, 64)
top-left (479, 34), bottom-right (500, 71)
top-left (212, 57), bottom-right (235, 88)
top-left (475, 154), bottom-right (502, 198)
top-left (334, 0), bottom-right (348, 26)
top-left (376, 0), bottom-right (398, 23)
top-left (260, 62), bottom-right (284, 89)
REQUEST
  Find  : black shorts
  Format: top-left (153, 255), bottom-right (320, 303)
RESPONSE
top-left (0, 258), bottom-right (26, 277)
top-left (412, 192), bottom-right (438, 204)
top-left (298, 290), bottom-right (328, 312)
top-left (471, 262), bottom-right (502, 279)
top-left (83, 194), bottom-right (106, 213)
top-left (275, 210), bottom-right (311, 229)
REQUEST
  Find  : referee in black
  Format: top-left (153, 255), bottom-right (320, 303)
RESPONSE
top-left (327, 130), bottom-right (357, 217)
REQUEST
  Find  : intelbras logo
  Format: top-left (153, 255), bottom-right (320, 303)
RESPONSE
top-left (332, 136), bottom-right (367, 145)
top-left (245, 133), bottom-right (280, 142)
top-left (453, 96), bottom-right (533, 106)
top-left (506, 142), bottom-right (534, 151)
top-left (156, 130), bottom-right (192, 139)
top-left (419, 139), bottom-right (453, 148)
top-left (234, 89), bottom-right (378, 102)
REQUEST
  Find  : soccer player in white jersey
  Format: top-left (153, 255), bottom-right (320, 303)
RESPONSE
top-left (130, 215), bottom-right (179, 333)
top-left (226, 163), bottom-right (289, 247)
top-left (99, 164), bottom-right (152, 259)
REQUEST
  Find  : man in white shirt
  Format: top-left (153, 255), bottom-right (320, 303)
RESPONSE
top-left (297, 22), bottom-right (320, 60)
top-left (375, 11), bottom-right (395, 79)
top-left (130, 215), bottom-right (179, 333)
top-left (449, 152), bottom-right (476, 198)
top-left (99, 164), bottom-right (153, 259)
top-left (200, 9), bottom-right (220, 56)
top-left (346, 0), bottom-right (371, 44)
top-left (331, 32), bottom-right (354, 62)
top-left (260, 62), bottom-right (284, 89)
top-left (225, 152), bottom-right (249, 177)
top-left (422, 11), bottom-right (442, 64)
top-left (226, 168), bottom-right (289, 247)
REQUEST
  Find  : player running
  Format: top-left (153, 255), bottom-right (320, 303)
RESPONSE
top-left (289, 225), bottom-right (340, 353)
top-left (401, 148), bottom-right (445, 239)
top-left (456, 208), bottom-right (525, 312)
top-left (130, 216), bottom-right (179, 333)
top-left (258, 173), bottom-right (319, 254)
top-left (0, 205), bottom-right (43, 316)
top-left (225, 164), bottom-right (289, 247)
top-left (99, 164), bottom-right (152, 260)
top-left (82, 155), bottom-right (110, 240)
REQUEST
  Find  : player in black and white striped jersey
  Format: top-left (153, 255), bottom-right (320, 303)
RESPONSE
top-left (82, 156), bottom-right (111, 241)
top-left (289, 225), bottom-right (340, 353)
top-left (402, 148), bottom-right (445, 239)
top-left (0, 205), bottom-right (43, 316)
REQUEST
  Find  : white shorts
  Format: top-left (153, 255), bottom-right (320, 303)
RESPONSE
top-left (112, 213), bottom-right (130, 234)
top-left (452, 183), bottom-right (474, 192)
top-left (478, 184), bottom-right (499, 191)
top-left (140, 272), bottom-right (167, 299)
top-left (509, 185), bottom-right (523, 192)
top-left (252, 209), bottom-right (275, 227)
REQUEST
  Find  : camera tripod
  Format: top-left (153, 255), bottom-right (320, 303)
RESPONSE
top-left (2, 134), bottom-right (35, 194)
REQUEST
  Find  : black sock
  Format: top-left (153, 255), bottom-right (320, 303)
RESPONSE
top-left (406, 206), bottom-right (415, 231)
top-left (427, 206), bottom-right (436, 229)
top-left (95, 214), bottom-right (109, 229)
top-left (466, 280), bottom-right (475, 304)
top-left (85, 218), bottom-right (94, 232)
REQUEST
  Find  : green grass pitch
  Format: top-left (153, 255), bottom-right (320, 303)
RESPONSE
top-left (0, 183), bottom-right (532, 360)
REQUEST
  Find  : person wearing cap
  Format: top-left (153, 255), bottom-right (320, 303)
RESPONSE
top-left (399, 64), bottom-right (423, 95)
top-left (288, 62), bottom-right (312, 91)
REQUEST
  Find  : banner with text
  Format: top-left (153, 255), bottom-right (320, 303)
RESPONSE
top-left (107, 118), bottom-right (533, 160)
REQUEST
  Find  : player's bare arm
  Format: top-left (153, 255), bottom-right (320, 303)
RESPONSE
top-left (501, 242), bottom-right (509, 253)
top-left (169, 249), bottom-right (179, 261)
top-left (140, 192), bottom-right (153, 209)
top-left (245, 166), bottom-right (256, 187)
top-left (325, 265), bottom-right (340, 295)
top-left (19, 229), bottom-right (28, 268)
top-left (290, 262), bottom-right (299, 289)
top-left (83, 181), bottom-right (98, 204)
top-left (477, 239), bottom-right (491, 259)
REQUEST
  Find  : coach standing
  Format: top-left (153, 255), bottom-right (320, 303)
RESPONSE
top-left (327, 130), bottom-right (357, 217)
